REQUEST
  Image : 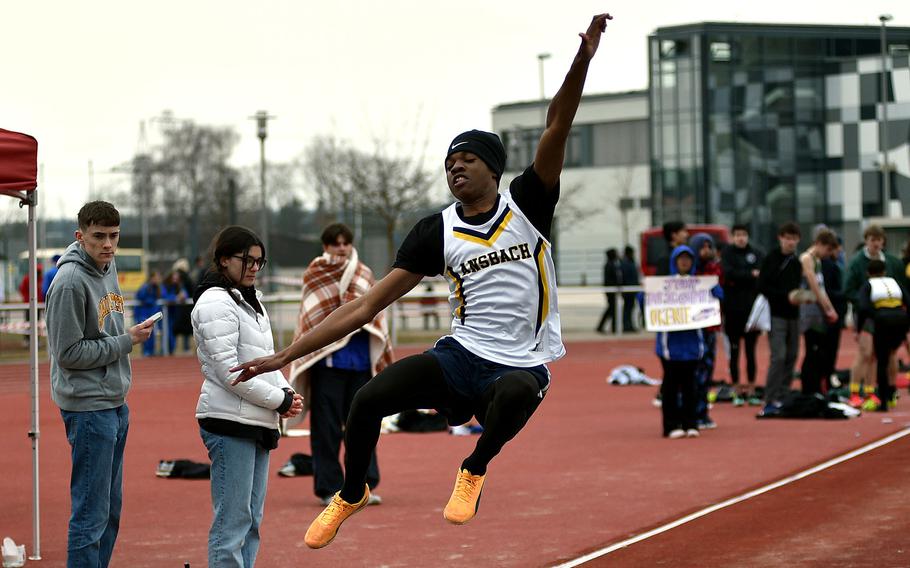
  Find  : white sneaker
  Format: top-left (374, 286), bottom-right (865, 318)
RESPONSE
top-left (667, 429), bottom-right (686, 439)
top-left (277, 460), bottom-right (298, 477)
top-left (2, 537), bottom-right (25, 568)
top-left (155, 460), bottom-right (175, 477)
top-left (686, 429), bottom-right (700, 438)
top-left (449, 425), bottom-right (471, 436)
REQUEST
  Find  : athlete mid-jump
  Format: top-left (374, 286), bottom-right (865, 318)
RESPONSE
top-left (231, 12), bottom-right (612, 549)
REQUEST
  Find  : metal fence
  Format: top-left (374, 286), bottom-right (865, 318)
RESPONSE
top-left (0, 285), bottom-right (645, 355)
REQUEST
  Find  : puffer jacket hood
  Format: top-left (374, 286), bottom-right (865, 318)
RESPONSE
top-left (669, 245), bottom-right (696, 275)
top-left (193, 270), bottom-right (262, 314)
top-left (688, 233), bottom-right (715, 269)
top-left (193, 270), bottom-right (232, 304)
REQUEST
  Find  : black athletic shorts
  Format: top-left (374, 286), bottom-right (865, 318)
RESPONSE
top-left (425, 336), bottom-right (550, 425)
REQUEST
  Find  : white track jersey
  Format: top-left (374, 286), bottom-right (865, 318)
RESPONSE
top-left (440, 190), bottom-right (565, 367)
top-left (870, 277), bottom-right (903, 308)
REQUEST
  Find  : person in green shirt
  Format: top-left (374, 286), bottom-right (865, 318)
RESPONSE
top-left (843, 225), bottom-right (905, 407)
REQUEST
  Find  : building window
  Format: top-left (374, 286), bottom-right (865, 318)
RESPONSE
top-left (503, 125), bottom-right (594, 170)
top-left (661, 39), bottom-right (689, 59)
top-left (592, 120), bottom-right (649, 167)
top-left (502, 128), bottom-right (541, 171)
top-left (710, 42), bottom-right (731, 62)
top-left (564, 126), bottom-right (592, 168)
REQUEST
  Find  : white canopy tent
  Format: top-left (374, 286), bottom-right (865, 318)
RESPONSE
top-left (0, 127), bottom-right (41, 560)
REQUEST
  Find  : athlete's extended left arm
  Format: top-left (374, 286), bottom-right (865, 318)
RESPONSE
top-left (534, 13), bottom-right (612, 190)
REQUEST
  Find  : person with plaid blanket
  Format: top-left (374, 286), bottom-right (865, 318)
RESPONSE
top-left (230, 12), bottom-right (611, 549)
top-left (288, 223), bottom-right (393, 507)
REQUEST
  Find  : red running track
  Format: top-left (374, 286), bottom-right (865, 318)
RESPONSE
top-left (1, 333), bottom-right (908, 567)
top-left (582, 432), bottom-right (910, 568)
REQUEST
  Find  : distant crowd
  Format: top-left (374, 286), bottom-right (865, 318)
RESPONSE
top-left (600, 221), bottom-right (909, 439)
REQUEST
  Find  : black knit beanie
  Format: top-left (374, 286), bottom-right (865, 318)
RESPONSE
top-left (445, 130), bottom-right (506, 180)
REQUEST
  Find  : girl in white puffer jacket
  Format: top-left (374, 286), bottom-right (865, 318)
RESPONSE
top-left (192, 226), bottom-right (303, 568)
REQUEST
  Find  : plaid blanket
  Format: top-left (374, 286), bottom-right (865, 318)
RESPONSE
top-left (287, 247), bottom-right (393, 425)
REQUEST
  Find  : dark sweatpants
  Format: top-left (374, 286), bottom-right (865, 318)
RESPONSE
top-left (724, 311), bottom-right (758, 386)
top-left (338, 354), bottom-right (544, 503)
top-left (660, 359), bottom-right (698, 435)
top-left (310, 366), bottom-right (380, 499)
top-left (800, 329), bottom-right (826, 396)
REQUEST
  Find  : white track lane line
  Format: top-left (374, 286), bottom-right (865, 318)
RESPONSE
top-left (553, 427), bottom-right (910, 568)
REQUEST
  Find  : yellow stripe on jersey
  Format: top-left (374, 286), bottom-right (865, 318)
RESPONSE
top-left (535, 240), bottom-right (550, 332)
top-left (874, 298), bottom-right (903, 309)
top-left (445, 266), bottom-right (467, 323)
top-left (453, 210), bottom-right (513, 248)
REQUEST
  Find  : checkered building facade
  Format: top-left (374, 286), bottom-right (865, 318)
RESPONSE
top-left (649, 22), bottom-right (910, 249)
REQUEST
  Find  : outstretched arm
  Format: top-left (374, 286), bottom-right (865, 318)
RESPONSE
top-left (534, 13), bottom-right (612, 189)
top-left (230, 268), bottom-right (423, 383)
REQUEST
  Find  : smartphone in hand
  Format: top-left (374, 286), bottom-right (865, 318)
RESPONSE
top-left (142, 312), bottom-right (163, 326)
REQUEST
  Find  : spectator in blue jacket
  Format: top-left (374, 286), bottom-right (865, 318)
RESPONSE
top-left (134, 271), bottom-right (162, 356)
top-left (651, 245), bottom-right (723, 439)
top-left (41, 254), bottom-right (63, 299)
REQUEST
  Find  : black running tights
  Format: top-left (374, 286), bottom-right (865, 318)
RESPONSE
top-left (727, 329), bottom-right (759, 385)
top-left (338, 353), bottom-right (544, 503)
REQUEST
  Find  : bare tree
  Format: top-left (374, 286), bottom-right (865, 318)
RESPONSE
top-left (612, 166), bottom-right (643, 246)
top-left (302, 135), bottom-right (435, 269)
top-left (148, 121), bottom-right (240, 259)
top-left (236, 161), bottom-right (300, 213)
top-left (555, 181), bottom-right (604, 225)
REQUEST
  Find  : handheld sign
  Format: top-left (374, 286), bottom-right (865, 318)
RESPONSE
top-left (643, 276), bottom-right (721, 332)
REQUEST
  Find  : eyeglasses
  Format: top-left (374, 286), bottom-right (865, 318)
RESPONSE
top-left (231, 255), bottom-right (268, 269)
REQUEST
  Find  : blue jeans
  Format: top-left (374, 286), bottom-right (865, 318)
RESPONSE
top-left (60, 405), bottom-right (129, 568)
top-left (201, 428), bottom-right (270, 568)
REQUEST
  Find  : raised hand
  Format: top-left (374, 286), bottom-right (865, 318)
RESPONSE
top-left (578, 13), bottom-right (612, 61)
top-left (230, 353), bottom-right (286, 385)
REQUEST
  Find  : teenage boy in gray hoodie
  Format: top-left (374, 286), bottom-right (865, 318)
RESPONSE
top-left (45, 201), bottom-right (154, 567)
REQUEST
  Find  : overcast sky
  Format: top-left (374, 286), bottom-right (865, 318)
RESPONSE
top-left (1, 0), bottom-right (905, 220)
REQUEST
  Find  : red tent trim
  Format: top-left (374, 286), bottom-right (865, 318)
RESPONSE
top-left (0, 128), bottom-right (39, 194)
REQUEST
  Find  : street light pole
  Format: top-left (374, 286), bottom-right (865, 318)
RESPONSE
top-left (250, 110), bottom-right (274, 264)
top-left (537, 52), bottom-right (557, 269)
top-left (537, 53), bottom-right (551, 130)
top-left (879, 14), bottom-right (893, 213)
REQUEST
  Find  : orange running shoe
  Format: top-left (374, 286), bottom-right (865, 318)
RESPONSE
top-left (443, 468), bottom-right (486, 525)
top-left (304, 485), bottom-right (370, 549)
top-left (848, 394), bottom-right (864, 408)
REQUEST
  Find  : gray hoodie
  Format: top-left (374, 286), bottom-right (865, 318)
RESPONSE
top-left (46, 241), bottom-right (134, 411)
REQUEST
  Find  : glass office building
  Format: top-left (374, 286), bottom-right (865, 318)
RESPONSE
top-left (650, 22), bottom-right (910, 246)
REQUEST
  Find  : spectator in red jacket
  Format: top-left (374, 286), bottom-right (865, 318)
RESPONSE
top-left (19, 265), bottom-right (45, 304)
top-left (19, 265), bottom-right (45, 347)
top-left (690, 233), bottom-right (724, 430)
